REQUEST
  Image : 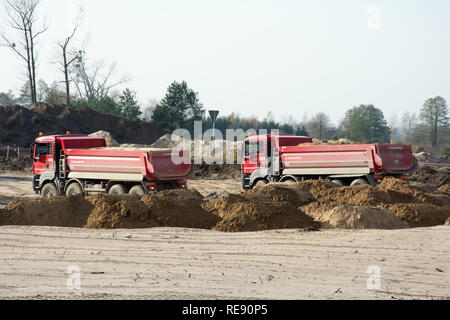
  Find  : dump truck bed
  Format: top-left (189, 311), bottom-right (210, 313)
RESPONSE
top-left (64, 148), bottom-right (192, 181)
top-left (279, 144), bottom-right (415, 175)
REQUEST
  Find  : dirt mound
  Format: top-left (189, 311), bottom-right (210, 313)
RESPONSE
top-left (192, 163), bottom-right (241, 180)
top-left (249, 183), bottom-right (315, 206)
top-left (85, 194), bottom-right (159, 229)
top-left (0, 103), bottom-right (167, 146)
top-left (203, 188), bottom-right (318, 232)
top-left (385, 204), bottom-right (450, 228)
top-left (409, 165), bottom-right (450, 187)
top-left (314, 185), bottom-right (404, 206)
top-left (0, 157), bottom-right (32, 172)
top-left (86, 190), bottom-right (218, 229)
top-left (437, 184), bottom-right (450, 195)
top-left (302, 201), bottom-right (408, 229)
top-left (313, 178), bottom-right (450, 227)
top-left (300, 138), bottom-right (357, 146)
top-left (0, 196), bottom-right (93, 227)
top-left (295, 180), bottom-right (339, 197)
top-left (89, 131), bottom-right (120, 147)
top-left (140, 190), bottom-right (219, 229)
top-left (150, 134), bottom-right (181, 148)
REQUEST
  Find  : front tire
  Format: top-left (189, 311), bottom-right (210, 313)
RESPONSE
top-left (41, 183), bottom-right (58, 198)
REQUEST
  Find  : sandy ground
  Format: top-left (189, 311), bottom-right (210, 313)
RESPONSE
top-left (188, 179), bottom-right (242, 198)
top-left (0, 173), bottom-right (38, 208)
top-left (0, 173), bottom-right (449, 300)
top-left (0, 225), bottom-right (448, 300)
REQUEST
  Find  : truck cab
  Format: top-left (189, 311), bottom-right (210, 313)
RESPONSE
top-left (241, 134), bottom-right (313, 188)
top-left (31, 134), bottom-right (107, 195)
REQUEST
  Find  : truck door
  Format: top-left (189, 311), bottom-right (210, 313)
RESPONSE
top-left (243, 138), bottom-right (266, 174)
top-left (32, 142), bottom-right (54, 176)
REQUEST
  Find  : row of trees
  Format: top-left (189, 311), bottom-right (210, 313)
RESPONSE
top-left (2, 75), bottom-right (448, 150)
top-left (148, 80), bottom-right (449, 149)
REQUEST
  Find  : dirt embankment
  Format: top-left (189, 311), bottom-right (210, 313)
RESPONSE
top-left (0, 185), bottom-right (320, 232)
top-left (303, 178), bottom-right (450, 228)
top-left (409, 165), bottom-right (450, 187)
top-left (0, 158), bottom-right (32, 172)
top-left (0, 103), bottom-right (166, 146)
top-left (192, 163), bottom-right (241, 180)
top-left (203, 184), bottom-right (318, 232)
top-left (0, 177), bottom-right (449, 232)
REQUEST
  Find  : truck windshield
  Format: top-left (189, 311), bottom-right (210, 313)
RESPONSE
top-left (245, 141), bottom-right (259, 157)
top-left (35, 143), bottom-right (52, 158)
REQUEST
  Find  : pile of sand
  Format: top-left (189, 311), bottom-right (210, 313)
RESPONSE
top-left (308, 177), bottom-right (450, 227)
top-left (300, 138), bottom-right (356, 146)
top-left (1, 176), bottom-right (448, 231)
top-left (203, 184), bottom-right (318, 232)
top-left (140, 190), bottom-right (219, 229)
top-left (302, 201), bottom-right (408, 229)
top-left (85, 194), bottom-right (159, 229)
top-left (294, 180), bottom-right (339, 198)
top-left (0, 196), bottom-right (93, 227)
top-left (89, 131), bottom-right (120, 147)
top-left (86, 190), bottom-right (219, 229)
top-left (383, 204), bottom-right (450, 228)
top-left (409, 165), bottom-right (450, 187)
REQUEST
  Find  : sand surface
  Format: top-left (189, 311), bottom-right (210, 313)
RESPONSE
top-left (0, 225), bottom-right (448, 300)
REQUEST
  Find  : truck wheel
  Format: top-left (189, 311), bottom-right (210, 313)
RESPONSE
top-left (281, 178), bottom-right (296, 184)
top-left (41, 183), bottom-right (58, 198)
top-left (331, 179), bottom-right (344, 187)
top-left (129, 185), bottom-right (145, 197)
top-left (350, 178), bottom-right (369, 186)
top-left (254, 180), bottom-right (268, 189)
top-left (108, 184), bottom-right (128, 195)
top-left (66, 183), bottom-right (83, 197)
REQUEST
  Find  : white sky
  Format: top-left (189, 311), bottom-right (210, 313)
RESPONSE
top-left (0, 0), bottom-right (449, 126)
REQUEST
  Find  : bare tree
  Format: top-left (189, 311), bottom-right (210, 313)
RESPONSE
top-left (308, 112), bottom-right (331, 140)
top-left (70, 50), bottom-right (130, 102)
top-left (57, 26), bottom-right (79, 106)
top-left (0, 0), bottom-right (47, 104)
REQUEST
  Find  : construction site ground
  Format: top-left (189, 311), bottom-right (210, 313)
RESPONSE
top-left (0, 172), bottom-right (449, 300)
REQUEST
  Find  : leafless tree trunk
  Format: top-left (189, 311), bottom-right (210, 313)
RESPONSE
top-left (57, 26), bottom-right (79, 106)
top-left (70, 50), bottom-right (130, 102)
top-left (0, 0), bottom-right (47, 104)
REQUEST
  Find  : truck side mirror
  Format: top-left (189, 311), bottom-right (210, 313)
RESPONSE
top-left (30, 144), bottom-right (35, 160)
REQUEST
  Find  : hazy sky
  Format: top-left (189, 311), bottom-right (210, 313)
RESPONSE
top-left (0, 0), bottom-right (449, 125)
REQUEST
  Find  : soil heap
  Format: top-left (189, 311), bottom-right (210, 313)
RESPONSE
top-left (203, 184), bottom-right (318, 232)
top-left (409, 165), bottom-right (450, 187)
top-left (0, 103), bottom-right (166, 146)
top-left (303, 177), bottom-right (450, 228)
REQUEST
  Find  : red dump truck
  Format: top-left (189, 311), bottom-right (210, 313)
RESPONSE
top-left (31, 134), bottom-right (192, 198)
top-left (241, 134), bottom-right (418, 189)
